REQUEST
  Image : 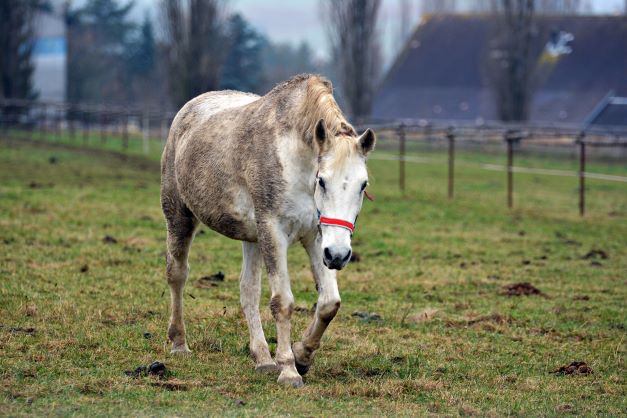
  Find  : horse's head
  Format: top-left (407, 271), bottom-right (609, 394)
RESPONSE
top-left (313, 119), bottom-right (376, 270)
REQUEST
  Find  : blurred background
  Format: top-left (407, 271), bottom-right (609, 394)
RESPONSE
top-left (1, 0), bottom-right (626, 214)
top-left (1, 0), bottom-right (626, 120)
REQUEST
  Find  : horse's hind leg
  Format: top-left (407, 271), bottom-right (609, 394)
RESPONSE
top-left (240, 242), bottom-right (277, 372)
top-left (163, 200), bottom-right (198, 354)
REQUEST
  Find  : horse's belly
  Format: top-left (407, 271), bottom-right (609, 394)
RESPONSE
top-left (176, 170), bottom-right (257, 241)
top-left (195, 188), bottom-right (257, 242)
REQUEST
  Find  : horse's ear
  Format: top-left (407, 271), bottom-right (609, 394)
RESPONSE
top-left (358, 128), bottom-right (376, 155)
top-left (314, 119), bottom-right (327, 150)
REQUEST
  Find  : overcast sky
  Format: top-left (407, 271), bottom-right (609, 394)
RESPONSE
top-left (135, 0), bottom-right (626, 62)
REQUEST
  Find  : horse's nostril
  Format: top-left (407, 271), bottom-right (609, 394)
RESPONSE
top-left (342, 250), bottom-right (352, 263)
top-left (324, 247), bottom-right (332, 260)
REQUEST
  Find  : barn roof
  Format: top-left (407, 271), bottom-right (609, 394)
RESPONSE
top-left (586, 95), bottom-right (627, 127)
top-left (373, 15), bottom-right (627, 126)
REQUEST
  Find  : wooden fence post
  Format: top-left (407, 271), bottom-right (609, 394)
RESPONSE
top-left (142, 111), bottom-right (150, 154)
top-left (398, 123), bottom-right (406, 194)
top-left (161, 114), bottom-right (168, 146)
top-left (26, 102), bottom-right (34, 138)
top-left (0, 100), bottom-right (5, 136)
top-left (100, 109), bottom-right (106, 144)
top-left (578, 132), bottom-right (586, 217)
top-left (39, 103), bottom-right (47, 139)
top-left (447, 127), bottom-right (455, 199)
top-left (69, 105), bottom-right (75, 141)
top-left (122, 111), bottom-right (129, 150)
top-left (82, 109), bottom-right (89, 144)
top-left (54, 104), bottom-right (61, 141)
top-left (506, 131), bottom-right (515, 209)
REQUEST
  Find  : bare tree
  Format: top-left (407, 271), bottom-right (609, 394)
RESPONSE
top-left (419, 0), bottom-right (457, 14)
top-left (488, 0), bottom-right (535, 122)
top-left (469, 0), bottom-right (582, 14)
top-left (392, 0), bottom-right (415, 60)
top-left (160, 0), bottom-right (227, 108)
top-left (536, 0), bottom-right (581, 14)
top-left (398, 0), bottom-right (413, 45)
top-left (322, 0), bottom-right (382, 120)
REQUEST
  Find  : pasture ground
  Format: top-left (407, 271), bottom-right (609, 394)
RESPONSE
top-left (0, 136), bottom-right (625, 416)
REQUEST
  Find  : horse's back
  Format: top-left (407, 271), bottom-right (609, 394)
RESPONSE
top-left (163, 89), bottom-right (260, 173)
top-left (168, 90), bottom-right (259, 146)
top-left (188, 90), bottom-right (260, 123)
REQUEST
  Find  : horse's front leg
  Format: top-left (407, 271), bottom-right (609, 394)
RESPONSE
top-left (240, 242), bottom-right (277, 373)
top-left (292, 232), bottom-right (341, 375)
top-left (258, 220), bottom-right (303, 388)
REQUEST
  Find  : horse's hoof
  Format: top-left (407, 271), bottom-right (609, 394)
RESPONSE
top-left (255, 363), bottom-right (279, 374)
top-left (277, 373), bottom-right (304, 388)
top-left (292, 342), bottom-right (312, 375)
top-left (170, 344), bottom-right (192, 355)
top-left (295, 360), bottom-right (310, 376)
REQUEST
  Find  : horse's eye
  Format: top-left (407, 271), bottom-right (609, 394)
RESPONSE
top-left (318, 177), bottom-right (326, 190)
top-left (360, 181), bottom-right (368, 192)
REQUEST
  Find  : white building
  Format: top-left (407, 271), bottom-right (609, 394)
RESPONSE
top-left (32, 4), bottom-right (66, 102)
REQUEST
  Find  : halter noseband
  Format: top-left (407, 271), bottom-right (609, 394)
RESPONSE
top-left (317, 209), bottom-right (356, 234)
top-left (315, 170), bottom-right (358, 235)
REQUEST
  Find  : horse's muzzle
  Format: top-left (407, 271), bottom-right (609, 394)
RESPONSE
top-left (323, 246), bottom-right (352, 270)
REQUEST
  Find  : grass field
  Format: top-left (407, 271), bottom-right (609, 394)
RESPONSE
top-left (1, 136), bottom-right (626, 416)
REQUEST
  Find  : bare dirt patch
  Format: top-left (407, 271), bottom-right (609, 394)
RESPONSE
top-left (124, 361), bottom-right (168, 379)
top-left (194, 271), bottom-right (225, 288)
top-left (502, 282), bottom-right (542, 297)
top-left (1, 325), bottom-right (36, 335)
top-left (28, 181), bottom-right (54, 189)
top-left (151, 378), bottom-right (200, 391)
top-left (552, 361), bottom-right (593, 375)
top-left (555, 231), bottom-right (581, 246)
top-left (446, 313), bottom-right (512, 328)
top-left (405, 308), bottom-right (439, 323)
top-left (351, 311), bottom-right (382, 322)
top-left (102, 235), bottom-right (117, 244)
top-left (581, 249), bottom-right (608, 260)
top-left (294, 305), bottom-right (315, 316)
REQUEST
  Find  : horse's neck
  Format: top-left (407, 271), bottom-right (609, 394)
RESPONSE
top-left (275, 130), bottom-right (318, 197)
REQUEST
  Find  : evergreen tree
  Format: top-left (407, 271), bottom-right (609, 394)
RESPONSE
top-left (220, 13), bottom-right (264, 93)
top-left (127, 14), bottom-right (155, 77)
top-left (66, 0), bottom-right (136, 103)
top-left (0, 0), bottom-right (48, 101)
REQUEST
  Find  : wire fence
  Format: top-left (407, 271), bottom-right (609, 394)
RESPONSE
top-left (0, 98), bottom-right (176, 154)
top-left (2, 98), bottom-right (626, 216)
top-left (355, 121), bottom-right (627, 216)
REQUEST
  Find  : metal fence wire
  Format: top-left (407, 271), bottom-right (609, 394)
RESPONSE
top-left (2, 99), bottom-right (626, 216)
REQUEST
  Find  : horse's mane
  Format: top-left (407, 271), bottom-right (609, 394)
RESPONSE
top-left (302, 76), bottom-right (356, 140)
top-left (267, 74), bottom-right (357, 143)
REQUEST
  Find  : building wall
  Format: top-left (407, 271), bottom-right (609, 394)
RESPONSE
top-left (32, 7), bottom-right (66, 102)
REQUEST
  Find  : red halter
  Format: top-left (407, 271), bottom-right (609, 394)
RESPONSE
top-left (315, 170), bottom-right (372, 235)
top-left (319, 216), bottom-right (355, 233)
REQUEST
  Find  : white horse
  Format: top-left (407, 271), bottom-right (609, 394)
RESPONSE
top-left (160, 74), bottom-right (375, 387)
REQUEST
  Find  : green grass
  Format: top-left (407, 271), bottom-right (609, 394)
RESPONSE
top-left (0, 136), bottom-right (626, 416)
